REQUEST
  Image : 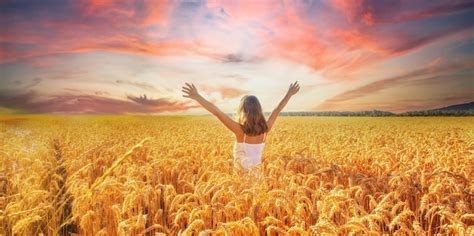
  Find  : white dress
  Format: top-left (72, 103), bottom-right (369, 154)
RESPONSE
top-left (233, 132), bottom-right (266, 169)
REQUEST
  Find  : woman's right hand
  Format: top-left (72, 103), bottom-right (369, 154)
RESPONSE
top-left (287, 81), bottom-right (300, 96)
top-left (182, 83), bottom-right (201, 100)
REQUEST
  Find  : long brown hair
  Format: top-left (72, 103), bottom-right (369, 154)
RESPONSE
top-left (237, 95), bottom-right (268, 136)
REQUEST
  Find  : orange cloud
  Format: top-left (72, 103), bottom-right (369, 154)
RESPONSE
top-left (141, 0), bottom-right (176, 26)
top-left (219, 86), bottom-right (246, 99)
top-left (201, 85), bottom-right (246, 100)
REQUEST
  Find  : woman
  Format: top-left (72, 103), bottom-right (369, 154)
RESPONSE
top-left (182, 81), bottom-right (300, 172)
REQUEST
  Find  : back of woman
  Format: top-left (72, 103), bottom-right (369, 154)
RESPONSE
top-left (233, 95), bottom-right (268, 169)
top-left (182, 81), bottom-right (300, 174)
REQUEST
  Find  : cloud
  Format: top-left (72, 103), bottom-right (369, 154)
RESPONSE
top-left (317, 95), bottom-right (473, 113)
top-left (321, 62), bottom-right (474, 103)
top-left (222, 54), bottom-right (251, 63)
top-left (200, 85), bottom-right (246, 100)
top-left (27, 77), bottom-right (42, 88)
top-left (127, 94), bottom-right (173, 106)
top-left (316, 61), bottom-right (474, 112)
top-left (1, 0), bottom-right (472, 81)
top-left (0, 91), bottom-right (197, 114)
top-left (259, 3), bottom-right (329, 71)
top-left (320, 93), bottom-right (474, 113)
top-left (394, 1), bottom-right (474, 23)
top-left (140, 0), bottom-right (176, 26)
top-left (427, 57), bottom-right (443, 69)
top-left (115, 80), bottom-right (159, 92)
top-left (94, 91), bottom-right (110, 96)
top-left (0, 0), bottom-right (186, 64)
top-left (329, 0), bottom-right (474, 25)
top-left (48, 69), bottom-right (88, 80)
top-left (387, 26), bottom-right (472, 56)
top-left (218, 87), bottom-right (246, 99)
top-left (14, 77), bottom-right (42, 89)
top-left (1, 0), bottom-right (473, 117)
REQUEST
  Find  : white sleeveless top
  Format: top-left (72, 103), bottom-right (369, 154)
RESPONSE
top-left (233, 132), bottom-right (266, 169)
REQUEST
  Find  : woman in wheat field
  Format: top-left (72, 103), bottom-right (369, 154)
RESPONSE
top-left (182, 81), bottom-right (300, 173)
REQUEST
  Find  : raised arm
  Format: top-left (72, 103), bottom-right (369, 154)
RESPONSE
top-left (182, 83), bottom-right (242, 135)
top-left (267, 81), bottom-right (300, 132)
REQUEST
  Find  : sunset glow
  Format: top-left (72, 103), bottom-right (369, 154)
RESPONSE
top-left (1, 0), bottom-right (473, 114)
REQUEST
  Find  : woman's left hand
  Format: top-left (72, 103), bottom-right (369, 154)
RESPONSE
top-left (182, 83), bottom-right (201, 100)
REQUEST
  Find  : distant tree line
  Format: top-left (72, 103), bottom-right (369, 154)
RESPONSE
top-left (399, 109), bottom-right (474, 116)
top-left (261, 109), bottom-right (474, 117)
top-left (273, 110), bottom-right (394, 117)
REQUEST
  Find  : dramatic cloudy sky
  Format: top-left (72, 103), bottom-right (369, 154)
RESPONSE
top-left (1, 0), bottom-right (473, 114)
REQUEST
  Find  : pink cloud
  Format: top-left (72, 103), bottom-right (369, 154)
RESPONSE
top-left (1, 0), bottom-right (472, 82)
top-left (141, 0), bottom-right (175, 26)
top-left (329, 0), bottom-right (474, 25)
top-left (427, 57), bottom-right (443, 69)
top-left (0, 91), bottom-right (197, 114)
top-left (81, 0), bottom-right (117, 16)
top-left (260, 3), bottom-right (328, 71)
top-left (0, 1), bottom-right (183, 64)
top-left (206, 0), bottom-right (276, 24)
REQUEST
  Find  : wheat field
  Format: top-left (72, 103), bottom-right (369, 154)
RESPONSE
top-left (0, 115), bottom-right (473, 235)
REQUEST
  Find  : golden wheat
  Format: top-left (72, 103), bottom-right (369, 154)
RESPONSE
top-left (1, 115), bottom-right (473, 235)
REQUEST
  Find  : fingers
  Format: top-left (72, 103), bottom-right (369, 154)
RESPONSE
top-left (288, 81), bottom-right (300, 94)
top-left (181, 90), bottom-right (191, 96)
top-left (184, 83), bottom-right (194, 91)
top-left (182, 86), bottom-right (191, 92)
top-left (182, 82), bottom-right (198, 98)
top-left (289, 81), bottom-right (299, 90)
top-left (184, 82), bottom-right (198, 93)
top-left (290, 81), bottom-right (299, 88)
top-left (182, 82), bottom-right (193, 91)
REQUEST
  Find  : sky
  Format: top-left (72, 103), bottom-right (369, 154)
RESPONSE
top-left (0, 0), bottom-right (473, 114)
